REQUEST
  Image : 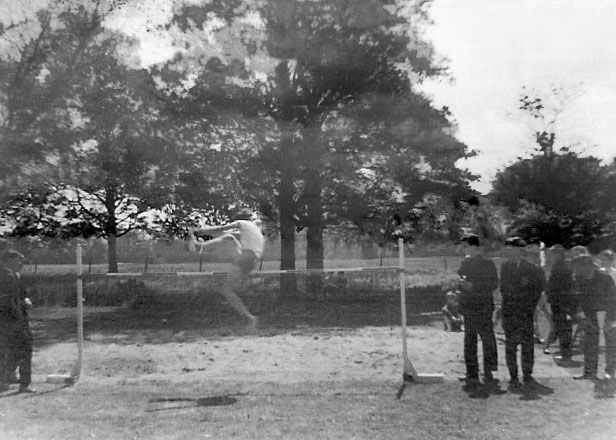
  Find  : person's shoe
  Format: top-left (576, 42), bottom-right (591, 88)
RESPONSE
top-left (483, 374), bottom-right (500, 385)
top-left (543, 348), bottom-right (552, 355)
top-left (534, 335), bottom-right (544, 345)
top-left (18, 385), bottom-right (36, 394)
top-left (573, 373), bottom-right (597, 380)
top-left (508, 378), bottom-right (522, 392)
top-left (463, 377), bottom-right (481, 391)
top-left (554, 354), bottom-right (572, 361)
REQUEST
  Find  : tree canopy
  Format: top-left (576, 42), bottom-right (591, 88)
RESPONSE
top-left (1, 0), bottom-right (479, 277)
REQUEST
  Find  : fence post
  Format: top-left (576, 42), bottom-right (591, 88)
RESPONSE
top-left (72, 245), bottom-right (84, 378)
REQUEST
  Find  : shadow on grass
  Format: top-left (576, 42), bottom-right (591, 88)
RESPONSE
top-left (147, 395), bottom-right (238, 412)
top-left (30, 295), bottom-right (443, 348)
top-left (518, 380), bottom-right (554, 401)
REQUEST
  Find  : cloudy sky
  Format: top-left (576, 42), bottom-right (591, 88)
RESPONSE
top-left (421, 0), bottom-right (616, 193)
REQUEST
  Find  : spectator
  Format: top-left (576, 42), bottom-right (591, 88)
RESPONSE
top-left (543, 245), bottom-right (575, 361)
top-left (571, 254), bottom-right (616, 384)
top-left (569, 245), bottom-right (590, 260)
top-left (0, 250), bottom-right (34, 393)
top-left (457, 235), bottom-right (499, 390)
top-left (442, 290), bottom-right (464, 332)
top-left (597, 249), bottom-right (616, 282)
top-left (500, 237), bottom-right (546, 391)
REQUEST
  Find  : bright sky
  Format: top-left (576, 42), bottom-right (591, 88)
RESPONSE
top-left (421, 0), bottom-right (616, 193)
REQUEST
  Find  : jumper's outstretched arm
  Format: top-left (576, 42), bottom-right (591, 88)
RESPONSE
top-left (187, 228), bottom-right (241, 254)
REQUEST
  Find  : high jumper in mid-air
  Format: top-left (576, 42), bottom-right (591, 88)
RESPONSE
top-left (187, 208), bottom-right (264, 331)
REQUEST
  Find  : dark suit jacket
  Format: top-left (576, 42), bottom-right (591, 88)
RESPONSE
top-left (500, 258), bottom-right (545, 320)
top-left (457, 254), bottom-right (498, 316)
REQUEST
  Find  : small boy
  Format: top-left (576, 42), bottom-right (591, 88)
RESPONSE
top-left (442, 290), bottom-right (464, 332)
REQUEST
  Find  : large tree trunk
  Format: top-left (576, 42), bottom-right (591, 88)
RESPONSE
top-left (107, 233), bottom-right (118, 273)
top-left (278, 133), bottom-right (297, 298)
top-left (105, 187), bottom-right (119, 273)
top-left (305, 165), bottom-right (324, 294)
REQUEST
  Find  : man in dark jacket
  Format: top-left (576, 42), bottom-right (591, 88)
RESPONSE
top-left (457, 235), bottom-right (499, 389)
top-left (0, 250), bottom-right (34, 393)
top-left (500, 238), bottom-right (546, 390)
top-left (545, 245), bottom-right (575, 360)
top-left (571, 254), bottom-right (616, 382)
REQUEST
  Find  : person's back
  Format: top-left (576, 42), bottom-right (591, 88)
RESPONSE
top-left (576, 269), bottom-right (612, 315)
top-left (456, 235), bottom-right (499, 388)
top-left (546, 258), bottom-right (574, 306)
top-left (458, 253), bottom-right (498, 316)
top-left (501, 259), bottom-right (544, 319)
top-left (0, 266), bottom-right (23, 322)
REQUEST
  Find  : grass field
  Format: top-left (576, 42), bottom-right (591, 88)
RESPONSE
top-left (1, 258), bottom-right (614, 440)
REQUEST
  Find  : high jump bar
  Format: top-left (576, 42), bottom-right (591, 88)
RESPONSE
top-left (96, 266), bottom-right (403, 278)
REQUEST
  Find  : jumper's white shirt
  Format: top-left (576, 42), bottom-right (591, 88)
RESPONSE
top-left (231, 220), bottom-right (264, 259)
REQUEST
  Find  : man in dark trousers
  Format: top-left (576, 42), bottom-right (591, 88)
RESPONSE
top-left (0, 250), bottom-right (34, 393)
top-left (571, 254), bottom-right (616, 383)
top-left (500, 237), bottom-right (546, 391)
top-left (457, 235), bottom-right (499, 389)
top-left (544, 244), bottom-right (575, 361)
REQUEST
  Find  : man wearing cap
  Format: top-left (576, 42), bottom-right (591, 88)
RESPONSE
top-left (500, 237), bottom-right (546, 390)
top-left (188, 209), bottom-right (264, 331)
top-left (0, 250), bottom-right (34, 393)
top-left (571, 253), bottom-right (616, 383)
top-left (457, 235), bottom-right (499, 389)
top-left (544, 245), bottom-right (575, 360)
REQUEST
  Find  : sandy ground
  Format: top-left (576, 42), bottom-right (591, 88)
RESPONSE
top-left (1, 307), bottom-right (615, 440)
top-left (30, 313), bottom-right (587, 388)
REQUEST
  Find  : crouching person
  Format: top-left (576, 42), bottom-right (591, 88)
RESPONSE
top-left (442, 291), bottom-right (464, 332)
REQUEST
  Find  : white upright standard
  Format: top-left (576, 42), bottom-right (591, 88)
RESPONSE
top-left (397, 238), bottom-right (443, 398)
top-left (46, 245), bottom-right (84, 385)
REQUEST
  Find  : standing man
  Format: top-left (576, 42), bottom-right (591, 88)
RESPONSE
top-left (500, 237), bottom-right (546, 390)
top-left (544, 245), bottom-right (575, 360)
top-left (0, 250), bottom-right (34, 393)
top-left (571, 254), bottom-right (616, 382)
top-left (187, 209), bottom-right (264, 331)
top-left (457, 235), bottom-right (499, 389)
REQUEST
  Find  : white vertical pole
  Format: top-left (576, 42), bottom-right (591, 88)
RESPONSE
top-left (399, 238), bottom-right (417, 379)
top-left (70, 245), bottom-right (83, 378)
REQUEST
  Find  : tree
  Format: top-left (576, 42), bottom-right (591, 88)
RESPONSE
top-left (142, 0), bottom-right (475, 296)
top-left (254, 0), bottom-right (474, 272)
top-left (0, 0), bottom-right (129, 200)
top-left (490, 153), bottom-right (614, 246)
top-left (491, 86), bottom-right (615, 247)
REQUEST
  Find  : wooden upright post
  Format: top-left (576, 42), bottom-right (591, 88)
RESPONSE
top-left (397, 238), bottom-right (443, 399)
